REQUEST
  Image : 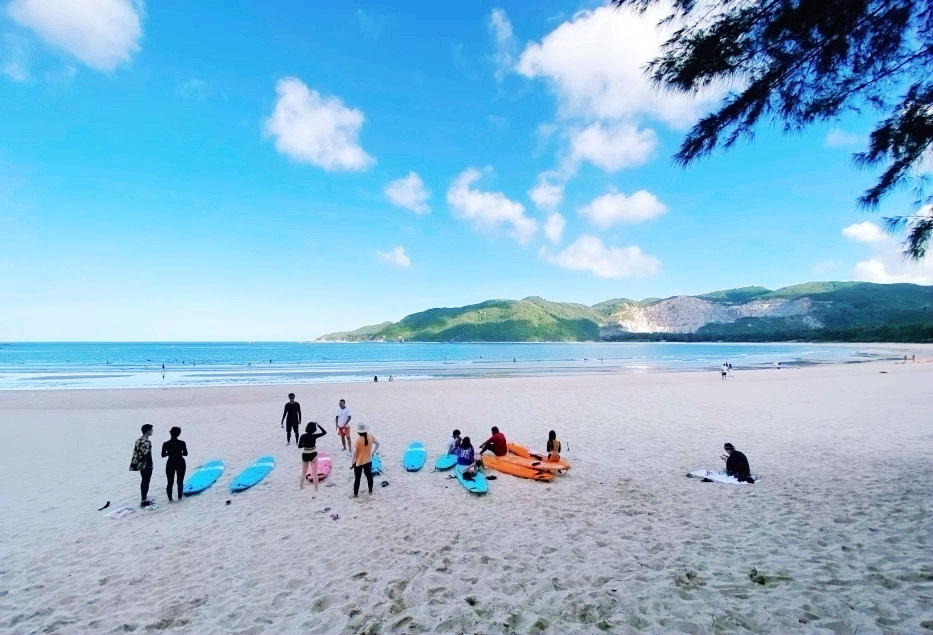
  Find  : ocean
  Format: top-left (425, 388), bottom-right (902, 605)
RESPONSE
top-left (0, 341), bottom-right (910, 391)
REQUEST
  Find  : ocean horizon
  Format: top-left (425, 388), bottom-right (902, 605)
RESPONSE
top-left (0, 341), bottom-right (922, 391)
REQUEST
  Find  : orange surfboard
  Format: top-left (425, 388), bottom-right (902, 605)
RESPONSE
top-left (482, 454), bottom-right (554, 482)
top-left (507, 442), bottom-right (571, 471)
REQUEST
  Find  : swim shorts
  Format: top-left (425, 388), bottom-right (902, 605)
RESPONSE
top-left (338, 426), bottom-right (350, 437)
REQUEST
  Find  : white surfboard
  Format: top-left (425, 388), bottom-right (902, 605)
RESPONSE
top-left (686, 468), bottom-right (757, 484)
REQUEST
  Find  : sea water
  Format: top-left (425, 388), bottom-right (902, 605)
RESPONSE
top-left (0, 341), bottom-right (907, 390)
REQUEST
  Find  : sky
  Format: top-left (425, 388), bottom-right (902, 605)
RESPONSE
top-left (1, 0), bottom-right (932, 341)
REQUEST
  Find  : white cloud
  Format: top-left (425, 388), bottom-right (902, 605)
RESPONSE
top-left (447, 167), bottom-right (537, 245)
top-left (579, 189), bottom-right (667, 228)
top-left (3, 34), bottom-right (31, 81)
top-left (8, 0), bottom-right (143, 71)
top-left (569, 122), bottom-right (658, 171)
top-left (516, 5), bottom-right (713, 126)
top-left (264, 77), bottom-right (375, 171)
top-left (843, 211), bottom-right (933, 283)
top-left (918, 148), bottom-right (933, 175)
top-left (543, 212), bottom-right (566, 245)
top-left (385, 172), bottom-right (430, 214)
top-left (178, 78), bottom-right (206, 100)
top-left (489, 8), bottom-right (516, 82)
top-left (528, 176), bottom-right (564, 213)
top-left (842, 221), bottom-right (886, 243)
top-left (825, 128), bottom-right (862, 148)
top-left (543, 234), bottom-right (660, 278)
top-left (376, 246), bottom-right (412, 268)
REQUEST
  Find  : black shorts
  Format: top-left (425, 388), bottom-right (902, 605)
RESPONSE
top-left (302, 452), bottom-right (318, 462)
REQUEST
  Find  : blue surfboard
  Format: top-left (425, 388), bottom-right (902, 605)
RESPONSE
top-left (371, 453), bottom-right (383, 475)
top-left (230, 455), bottom-right (276, 492)
top-left (403, 442), bottom-right (427, 472)
top-left (454, 465), bottom-right (488, 495)
top-left (434, 453), bottom-right (457, 471)
top-left (183, 459), bottom-right (224, 495)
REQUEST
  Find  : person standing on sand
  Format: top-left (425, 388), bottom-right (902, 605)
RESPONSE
top-left (335, 399), bottom-right (352, 452)
top-left (129, 424), bottom-right (154, 507)
top-left (351, 423), bottom-right (379, 497)
top-left (298, 422), bottom-right (327, 491)
top-left (721, 442), bottom-right (754, 483)
top-left (281, 393), bottom-right (301, 446)
top-left (161, 426), bottom-right (188, 502)
top-left (479, 426), bottom-right (508, 456)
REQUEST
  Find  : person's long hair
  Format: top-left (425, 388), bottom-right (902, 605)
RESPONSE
top-left (460, 436), bottom-right (472, 449)
top-left (360, 431), bottom-right (369, 446)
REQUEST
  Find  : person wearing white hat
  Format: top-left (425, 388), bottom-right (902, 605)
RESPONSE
top-left (351, 423), bottom-right (380, 497)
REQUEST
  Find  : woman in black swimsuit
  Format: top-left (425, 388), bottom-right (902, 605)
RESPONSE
top-left (161, 426), bottom-right (188, 501)
top-left (298, 421), bottom-right (327, 491)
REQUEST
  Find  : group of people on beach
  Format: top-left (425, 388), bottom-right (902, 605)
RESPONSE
top-left (129, 424), bottom-right (188, 507)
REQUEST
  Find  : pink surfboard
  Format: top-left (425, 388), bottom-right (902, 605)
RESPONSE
top-left (305, 451), bottom-right (332, 481)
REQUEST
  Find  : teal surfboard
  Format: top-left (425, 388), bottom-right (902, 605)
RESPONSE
top-left (371, 453), bottom-right (383, 475)
top-left (230, 455), bottom-right (275, 492)
top-left (454, 465), bottom-right (488, 495)
top-left (403, 442), bottom-right (427, 472)
top-left (434, 453), bottom-right (457, 471)
top-left (183, 459), bottom-right (224, 495)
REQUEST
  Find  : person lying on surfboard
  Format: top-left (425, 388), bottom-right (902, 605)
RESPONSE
top-left (721, 443), bottom-right (755, 483)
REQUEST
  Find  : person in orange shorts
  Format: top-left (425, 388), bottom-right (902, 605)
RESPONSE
top-left (335, 398), bottom-right (352, 452)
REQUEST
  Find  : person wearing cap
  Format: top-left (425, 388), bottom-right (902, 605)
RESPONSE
top-left (351, 423), bottom-right (380, 497)
top-left (720, 443), bottom-right (754, 483)
top-left (281, 393), bottom-right (301, 446)
top-left (335, 398), bottom-right (352, 453)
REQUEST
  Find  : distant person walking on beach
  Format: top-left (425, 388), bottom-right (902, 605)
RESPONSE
top-left (351, 423), bottom-right (379, 497)
top-left (161, 426), bottom-right (188, 502)
top-left (721, 443), bottom-right (754, 483)
top-left (721, 363), bottom-right (728, 380)
top-left (335, 399), bottom-right (352, 452)
top-left (479, 426), bottom-right (508, 456)
top-left (298, 422), bottom-right (327, 491)
top-left (281, 393), bottom-right (301, 446)
top-left (546, 430), bottom-right (561, 462)
top-left (129, 424), bottom-right (154, 507)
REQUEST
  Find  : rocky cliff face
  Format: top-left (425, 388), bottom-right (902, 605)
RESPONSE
top-left (600, 296), bottom-right (821, 335)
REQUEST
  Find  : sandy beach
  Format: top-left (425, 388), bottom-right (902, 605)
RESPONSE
top-left (1, 360), bottom-right (931, 634)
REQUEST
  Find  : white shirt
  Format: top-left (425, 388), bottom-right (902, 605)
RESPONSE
top-left (336, 406), bottom-right (352, 427)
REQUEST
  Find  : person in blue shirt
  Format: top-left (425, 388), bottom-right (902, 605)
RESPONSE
top-left (456, 436), bottom-right (482, 478)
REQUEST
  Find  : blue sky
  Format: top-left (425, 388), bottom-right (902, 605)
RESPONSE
top-left (1, 0), bottom-right (931, 340)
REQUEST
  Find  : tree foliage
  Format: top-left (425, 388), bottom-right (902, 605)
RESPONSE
top-left (613, 0), bottom-right (933, 258)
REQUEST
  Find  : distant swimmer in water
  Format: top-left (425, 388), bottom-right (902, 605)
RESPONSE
top-left (721, 443), bottom-right (754, 483)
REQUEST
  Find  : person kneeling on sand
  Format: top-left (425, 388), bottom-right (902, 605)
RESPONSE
top-left (721, 443), bottom-right (755, 483)
top-left (479, 426), bottom-right (508, 456)
top-left (546, 430), bottom-right (561, 462)
top-left (351, 424), bottom-right (379, 497)
top-left (456, 436), bottom-right (481, 478)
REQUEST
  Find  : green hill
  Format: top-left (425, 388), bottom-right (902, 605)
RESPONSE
top-left (318, 282), bottom-right (933, 342)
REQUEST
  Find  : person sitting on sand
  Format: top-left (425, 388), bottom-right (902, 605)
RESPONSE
top-left (456, 436), bottom-right (481, 478)
top-left (721, 443), bottom-right (754, 483)
top-left (447, 429), bottom-right (461, 455)
top-left (161, 426), bottom-right (188, 502)
top-left (546, 430), bottom-right (561, 462)
top-left (351, 423), bottom-right (380, 497)
top-left (298, 422), bottom-right (327, 491)
top-left (129, 424), bottom-right (154, 507)
top-left (479, 426), bottom-right (508, 456)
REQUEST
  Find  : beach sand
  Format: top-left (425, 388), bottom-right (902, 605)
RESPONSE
top-left (1, 360), bottom-right (931, 634)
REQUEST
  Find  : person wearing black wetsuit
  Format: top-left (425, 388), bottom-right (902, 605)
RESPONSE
top-left (281, 393), bottom-right (301, 445)
top-left (722, 442), bottom-right (754, 483)
top-left (129, 424), bottom-right (154, 506)
top-left (298, 422), bottom-right (327, 490)
top-left (161, 426), bottom-right (188, 501)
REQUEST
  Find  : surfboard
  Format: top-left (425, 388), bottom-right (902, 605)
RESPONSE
top-left (305, 451), bottom-right (332, 481)
top-left (434, 453), bottom-right (457, 471)
top-left (371, 453), bottom-right (383, 475)
top-left (403, 441), bottom-right (427, 472)
top-left (454, 465), bottom-right (489, 494)
top-left (183, 459), bottom-right (224, 495)
top-left (482, 454), bottom-right (554, 482)
top-left (230, 455), bottom-right (275, 492)
top-left (106, 501), bottom-right (161, 518)
top-left (495, 452), bottom-right (565, 474)
top-left (686, 468), bottom-right (757, 484)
